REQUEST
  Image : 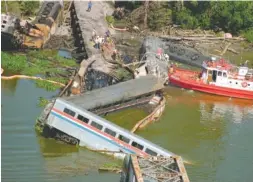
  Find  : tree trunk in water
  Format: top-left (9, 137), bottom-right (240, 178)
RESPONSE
top-left (144, 0), bottom-right (149, 29)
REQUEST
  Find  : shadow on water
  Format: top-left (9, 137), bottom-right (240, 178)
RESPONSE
top-left (37, 133), bottom-right (122, 179)
top-left (1, 79), bottom-right (19, 96)
top-left (1, 69), bottom-right (20, 96)
top-left (36, 134), bottom-right (79, 158)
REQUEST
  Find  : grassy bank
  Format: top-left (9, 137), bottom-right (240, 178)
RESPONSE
top-left (1, 50), bottom-right (77, 91)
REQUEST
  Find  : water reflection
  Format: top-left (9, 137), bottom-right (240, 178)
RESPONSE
top-left (200, 101), bottom-right (253, 124)
top-left (139, 87), bottom-right (253, 182)
top-left (1, 79), bottom-right (19, 96)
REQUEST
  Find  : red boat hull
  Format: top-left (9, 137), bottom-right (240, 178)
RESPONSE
top-left (169, 69), bottom-right (253, 100)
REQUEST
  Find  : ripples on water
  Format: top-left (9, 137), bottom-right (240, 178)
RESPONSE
top-left (2, 80), bottom-right (253, 182)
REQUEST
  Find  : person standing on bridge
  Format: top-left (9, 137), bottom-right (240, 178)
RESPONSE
top-left (87, 1), bottom-right (92, 12)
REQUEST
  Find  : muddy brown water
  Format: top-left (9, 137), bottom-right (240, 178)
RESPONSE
top-left (2, 78), bottom-right (253, 182)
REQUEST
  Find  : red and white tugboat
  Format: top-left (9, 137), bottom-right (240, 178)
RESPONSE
top-left (168, 58), bottom-right (253, 100)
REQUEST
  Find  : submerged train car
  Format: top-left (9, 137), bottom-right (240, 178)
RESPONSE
top-left (40, 97), bottom-right (175, 159)
top-left (38, 76), bottom-right (176, 159)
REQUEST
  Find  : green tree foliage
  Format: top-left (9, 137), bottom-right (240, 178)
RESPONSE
top-left (174, 8), bottom-right (199, 29)
top-left (1, 1), bottom-right (21, 15)
top-left (171, 1), bottom-right (253, 36)
top-left (242, 28), bottom-right (253, 43)
top-left (128, 1), bottom-right (252, 38)
top-left (19, 1), bottom-right (39, 16)
top-left (148, 2), bottom-right (172, 30)
top-left (115, 1), bottom-right (142, 10)
top-left (1, 1), bottom-right (39, 17)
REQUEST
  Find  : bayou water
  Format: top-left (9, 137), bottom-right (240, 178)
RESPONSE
top-left (2, 79), bottom-right (253, 182)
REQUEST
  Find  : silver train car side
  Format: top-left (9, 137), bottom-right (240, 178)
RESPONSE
top-left (43, 98), bottom-right (176, 159)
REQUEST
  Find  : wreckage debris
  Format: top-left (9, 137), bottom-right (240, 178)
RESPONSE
top-left (121, 155), bottom-right (190, 182)
top-left (1, 1), bottom-right (64, 50)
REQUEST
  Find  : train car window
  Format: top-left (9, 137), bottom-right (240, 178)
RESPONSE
top-left (118, 134), bottom-right (130, 144)
top-left (104, 128), bottom-right (116, 137)
top-left (77, 114), bottom-right (89, 124)
top-left (131, 141), bottom-right (144, 150)
top-left (63, 108), bottom-right (75, 117)
top-left (91, 121), bottom-right (103, 130)
top-left (145, 148), bottom-right (158, 156)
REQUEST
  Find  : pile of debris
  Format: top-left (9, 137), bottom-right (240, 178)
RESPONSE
top-left (121, 155), bottom-right (190, 182)
top-left (44, 35), bottom-right (74, 49)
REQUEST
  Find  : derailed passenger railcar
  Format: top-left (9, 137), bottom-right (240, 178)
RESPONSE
top-left (37, 76), bottom-right (176, 159)
top-left (39, 97), bottom-right (176, 159)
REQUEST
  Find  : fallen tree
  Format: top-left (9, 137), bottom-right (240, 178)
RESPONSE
top-left (220, 42), bottom-right (232, 56)
top-left (159, 35), bottom-right (245, 41)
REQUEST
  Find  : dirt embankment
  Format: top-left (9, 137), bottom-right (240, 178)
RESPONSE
top-left (134, 28), bottom-right (253, 67)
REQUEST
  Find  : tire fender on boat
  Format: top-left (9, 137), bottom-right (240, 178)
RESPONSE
top-left (241, 82), bottom-right (247, 88)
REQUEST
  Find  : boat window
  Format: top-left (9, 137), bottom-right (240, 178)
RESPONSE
top-left (118, 134), bottom-right (130, 144)
top-left (90, 121), bottom-right (103, 130)
top-left (77, 114), bottom-right (89, 124)
top-left (218, 71), bottom-right (222, 76)
top-left (104, 128), bottom-right (116, 137)
top-left (223, 72), bottom-right (227, 77)
top-left (212, 70), bottom-right (217, 82)
top-left (63, 108), bottom-right (75, 117)
top-left (131, 141), bottom-right (144, 151)
top-left (145, 148), bottom-right (158, 156)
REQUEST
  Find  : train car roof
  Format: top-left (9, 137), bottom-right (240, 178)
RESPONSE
top-left (61, 75), bottom-right (164, 111)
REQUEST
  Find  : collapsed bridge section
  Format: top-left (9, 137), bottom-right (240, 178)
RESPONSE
top-left (121, 155), bottom-right (190, 182)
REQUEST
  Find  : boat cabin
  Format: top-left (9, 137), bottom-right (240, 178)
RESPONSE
top-left (200, 57), bottom-right (253, 91)
top-left (201, 58), bottom-right (229, 84)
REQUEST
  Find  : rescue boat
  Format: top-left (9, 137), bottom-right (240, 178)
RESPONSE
top-left (168, 58), bottom-right (253, 100)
